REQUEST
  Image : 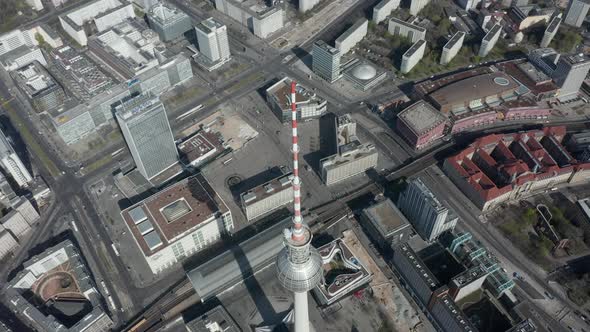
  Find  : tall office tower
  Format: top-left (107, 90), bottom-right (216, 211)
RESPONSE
top-left (541, 16), bottom-right (561, 48)
top-left (458, 0), bottom-right (480, 11)
top-left (276, 81), bottom-right (323, 332)
top-left (552, 53), bottom-right (590, 101)
top-left (397, 178), bottom-right (458, 241)
top-left (0, 130), bottom-right (32, 188)
top-left (195, 17), bottom-right (231, 62)
top-left (299, 0), bottom-right (320, 12)
top-left (479, 23), bottom-right (502, 57)
top-left (147, 3), bottom-right (192, 41)
top-left (312, 40), bottom-right (342, 83)
top-left (564, 0), bottom-right (590, 27)
top-left (409, 0), bottom-right (431, 15)
top-left (115, 93), bottom-right (179, 181)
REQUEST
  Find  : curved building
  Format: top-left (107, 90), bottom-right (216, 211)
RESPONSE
top-left (427, 72), bottom-right (521, 113)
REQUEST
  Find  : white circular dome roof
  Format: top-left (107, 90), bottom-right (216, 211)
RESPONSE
top-left (351, 64), bottom-right (377, 80)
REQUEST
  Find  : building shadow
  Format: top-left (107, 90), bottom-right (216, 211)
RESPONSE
top-left (227, 166), bottom-right (284, 203)
top-left (302, 113), bottom-right (336, 175)
top-left (224, 232), bottom-right (279, 327)
top-left (0, 114), bottom-right (34, 179)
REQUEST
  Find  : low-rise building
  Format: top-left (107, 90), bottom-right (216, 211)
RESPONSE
top-left (121, 174), bottom-right (233, 274)
top-left (388, 17), bottom-right (426, 43)
top-left (0, 46), bottom-right (46, 71)
top-left (11, 61), bottom-right (65, 113)
top-left (342, 60), bottom-right (387, 91)
top-left (0, 211), bottom-right (31, 240)
top-left (266, 77), bottom-right (327, 122)
top-left (372, 0), bottom-right (400, 24)
top-left (401, 39), bottom-right (426, 74)
top-left (396, 101), bottom-right (447, 150)
top-left (184, 305), bottom-right (241, 332)
top-left (450, 109), bottom-right (498, 134)
top-left (88, 19), bottom-right (161, 79)
top-left (441, 32), bottom-right (465, 65)
top-left (320, 114), bottom-right (378, 185)
top-left (443, 126), bottom-right (590, 211)
top-left (240, 173), bottom-right (294, 221)
top-left (360, 198), bottom-right (413, 249)
top-left (147, 2), bottom-right (192, 42)
top-left (448, 265), bottom-right (489, 301)
top-left (391, 243), bottom-right (440, 308)
top-left (178, 129), bottom-right (226, 167)
top-left (335, 18), bottom-right (368, 55)
top-left (59, 0), bottom-right (135, 46)
top-left (214, 0), bottom-right (284, 38)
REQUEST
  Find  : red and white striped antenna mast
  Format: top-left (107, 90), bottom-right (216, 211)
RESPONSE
top-left (290, 80), bottom-right (304, 242)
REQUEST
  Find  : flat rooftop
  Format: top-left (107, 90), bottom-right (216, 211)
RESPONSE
top-left (444, 32), bottom-right (465, 50)
top-left (398, 101), bottom-right (447, 136)
top-left (241, 173), bottom-right (293, 207)
top-left (178, 130), bottom-right (225, 165)
top-left (483, 24), bottom-right (501, 42)
top-left (389, 17), bottom-right (426, 32)
top-left (314, 40), bottom-right (340, 55)
top-left (12, 61), bottom-right (60, 97)
top-left (266, 77), bottom-right (325, 110)
top-left (546, 16), bottom-right (560, 33)
top-left (184, 305), bottom-right (241, 332)
top-left (148, 3), bottom-right (189, 25)
top-left (362, 199), bottom-right (411, 236)
top-left (121, 173), bottom-right (229, 256)
top-left (562, 53), bottom-right (590, 66)
top-left (404, 39), bottom-right (425, 58)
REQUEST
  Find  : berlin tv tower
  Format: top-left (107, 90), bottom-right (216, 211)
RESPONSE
top-left (276, 80), bottom-right (323, 332)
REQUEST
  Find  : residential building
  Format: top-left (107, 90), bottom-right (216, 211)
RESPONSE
top-left (0, 229), bottom-right (18, 259)
top-left (398, 178), bottom-right (458, 241)
top-left (0, 46), bottom-right (46, 71)
top-left (552, 53), bottom-right (590, 101)
top-left (396, 101), bottom-right (448, 150)
top-left (214, 0), bottom-right (284, 38)
top-left (540, 16), bottom-right (560, 48)
top-left (88, 19), bottom-right (161, 79)
top-left (11, 61), bottom-right (65, 113)
top-left (479, 23), bottom-right (501, 57)
top-left (115, 93), bottom-right (179, 181)
top-left (266, 77), bottom-right (327, 122)
top-left (194, 17), bottom-right (231, 71)
top-left (564, 0), bottom-right (590, 27)
top-left (241, 173), bottom-right (293, 221)
top-left (147, 2), bottom-right (192, 41)
top-left (312, 40), bottom-right (342, 83)
top-left (441, 32), bottom-right (465, 65)
top-left (335, 19), bottom-right (368, 55)
top-left (0, 129), bottom-right (32, 188)
top-left (373, 0), bottom-right (400, 24)
top-left (410, 0), bottom-right (431, 15)
top-left (387, 17), bottom-right (426, 43)
top-left (443, 126), bottom-right (590, 211)
top-left (59, 0), bottom-right (135, 46)
top-left (401, 39), bottom-right (426, 74)
top-left (360, 198), bottom-right (413, 249)
top-left (320, 114), bottom-right (378, 185)
top-left (121, 174), bottom-right (233, 274)
top-left (299, 0), bottom-right (320, 12)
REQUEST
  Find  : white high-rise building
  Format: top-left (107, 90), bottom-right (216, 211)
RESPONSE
top-left (299, 0), bottom-right (320, 12)
top-left (552, 53), bottom-right (590, 101)
top-left (195, 17), bottom-right (230, 63)
top-left (397, 178), bottom-right (458, 241)
top-left (410, 0), bottom-right (431, 15)
top-left (0, 130), bottom-right (32, 188)
top-left (541, 16), bottom-right (561, 48)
